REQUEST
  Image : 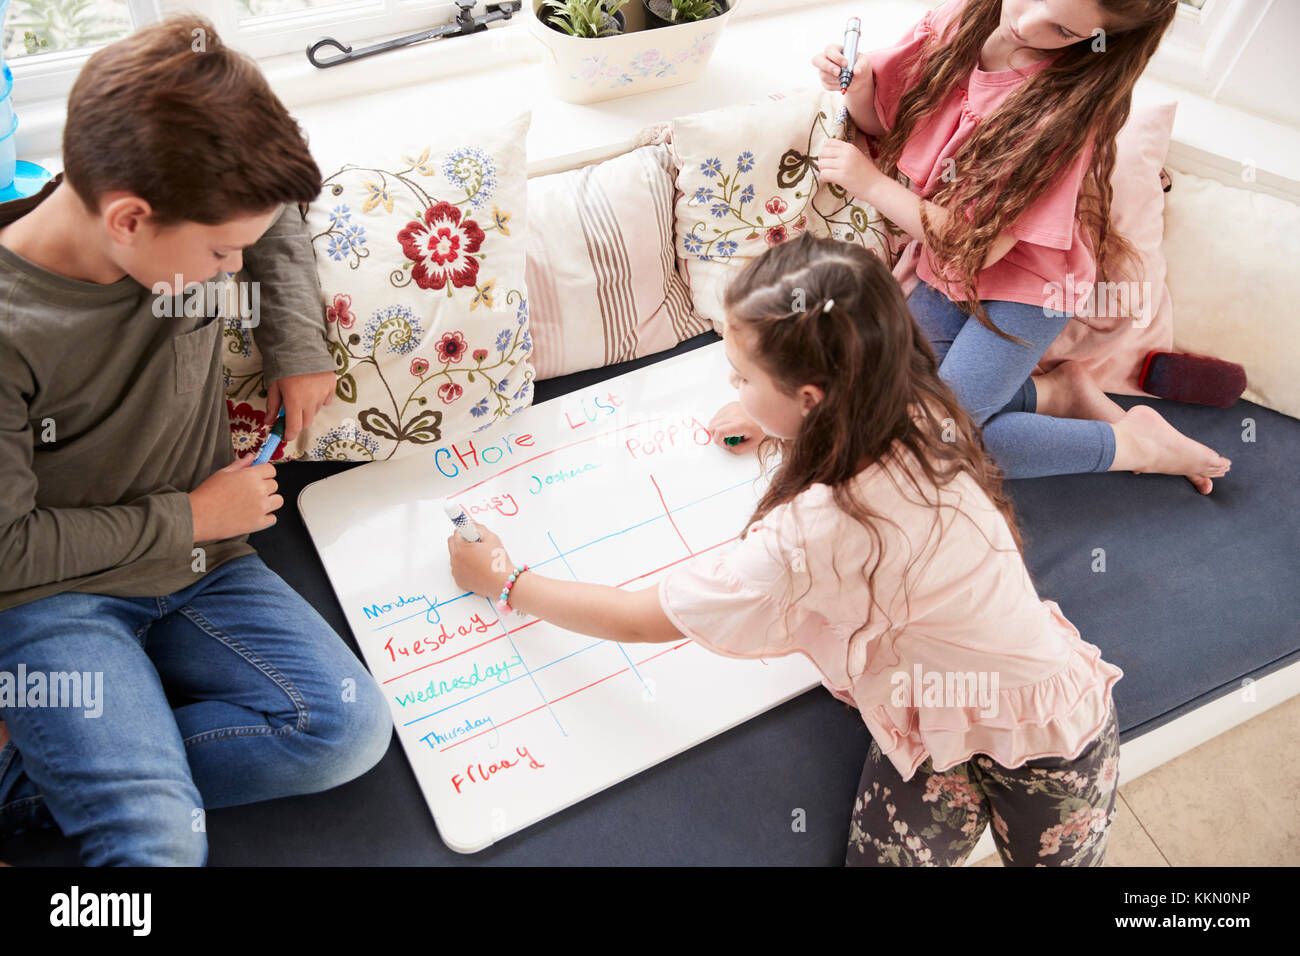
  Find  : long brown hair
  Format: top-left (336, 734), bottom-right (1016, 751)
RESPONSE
top-left (873, 0), bottom-right (1177, 344)
top-left (725, 232), bottom-right (1026, 647)
top-left (63, 14), bottom-right (322, 226)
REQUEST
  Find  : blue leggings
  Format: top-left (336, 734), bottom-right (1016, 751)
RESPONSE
top-left (906, 281), bottom-right (1117, 479)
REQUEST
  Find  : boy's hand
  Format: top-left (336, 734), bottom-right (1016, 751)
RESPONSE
top-left (816, 139), bottom-right (884, 201)
top-left (447, 521), bottom-right (514, 598)
top-left (265, 371), bottom-right (336, 443)
top-left (812, 44), bottom-right (870, 97)
top-left (709, 401), bottom-right (762, 454)
top-left (189, 454), bottom-right (281, 543)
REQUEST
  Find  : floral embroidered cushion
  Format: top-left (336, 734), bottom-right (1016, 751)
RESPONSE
top-left (526, 143), bottom-right (712, 380)
top-left (223, 110), bottom-right (535, 461)
top-left (666, 87), bottom-right (900, 331)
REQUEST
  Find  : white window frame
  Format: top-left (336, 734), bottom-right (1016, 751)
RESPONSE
top-left (1146, 0), bottom-right (1274, 98)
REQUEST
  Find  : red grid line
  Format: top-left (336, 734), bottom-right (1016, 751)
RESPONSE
top-left (438, 640), bottom-right (694, 751)
top-left (380, 536), bottom-right (737, 685)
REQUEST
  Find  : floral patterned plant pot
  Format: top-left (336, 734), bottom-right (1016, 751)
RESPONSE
top-left (526, 0), bottom-right (738, 104)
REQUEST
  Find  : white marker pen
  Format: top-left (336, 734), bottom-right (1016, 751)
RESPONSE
top-left (442, 499), bottom-right (482, 542)
top-left (839, 17), bottom-right (861, 93)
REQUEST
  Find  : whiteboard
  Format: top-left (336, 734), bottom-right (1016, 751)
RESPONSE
top-left (298, 341), bottom-right (822, 853)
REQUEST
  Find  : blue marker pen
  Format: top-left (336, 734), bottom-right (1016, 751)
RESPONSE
top-left (442, 499), bottom-right (482, 542)
top-left (251, 408), bottom-right (285, 465)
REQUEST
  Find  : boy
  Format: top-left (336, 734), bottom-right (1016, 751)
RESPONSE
top-left (0, 16), bottom-right (391, 865)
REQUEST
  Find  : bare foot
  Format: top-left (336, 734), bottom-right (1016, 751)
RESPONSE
top-left (1033, 361), bottom-right (1126, 424)
top-left (1110, 405), bottom-right (1231, 494)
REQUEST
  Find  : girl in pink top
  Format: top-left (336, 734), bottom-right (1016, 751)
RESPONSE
top-left (449, 233), bottom-right (1123, 866)
top-left (812, 0), bottom-right (1231, 493)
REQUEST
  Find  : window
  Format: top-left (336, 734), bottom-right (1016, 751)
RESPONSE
top-left (3, 0), bottom-right (487, 108)
top-left (3, 0), bottom-right (135, 60)
top-left (4, 0), bottom-right (157, 102)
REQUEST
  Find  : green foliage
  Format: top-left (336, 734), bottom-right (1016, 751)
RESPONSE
top-left (5, 0), bottom-right (128, 57)
top-left (668, 0), bottom-right (720, 23)
top-left (22, 30), bottom-right (49, 56)
top-left (543, 0), bottom-right (628, 38)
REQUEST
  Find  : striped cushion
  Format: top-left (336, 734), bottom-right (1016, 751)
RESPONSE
top-left (526, 143), bottom-right (710, 380)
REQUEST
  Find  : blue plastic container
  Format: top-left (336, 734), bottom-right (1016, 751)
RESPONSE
top-left (0, 114), bottom-right (16, 191)
top-left (0, 0), bottom-right (13, 190)
top-left (0, 1), bottom-right (52, 199)
top-left (0, 63), bottom-right (13, 149)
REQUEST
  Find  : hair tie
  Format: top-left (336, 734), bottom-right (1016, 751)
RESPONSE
top-left (822, 298), bottom-right (835, 313)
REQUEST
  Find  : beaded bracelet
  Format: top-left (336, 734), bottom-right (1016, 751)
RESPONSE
top-left (498, 563), bottom-right (529, 612)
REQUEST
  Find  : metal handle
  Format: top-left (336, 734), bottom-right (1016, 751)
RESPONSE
top-left (306, 1), bottom-right (522, 69)
top-left (306, 36), bottom-right (354, 69)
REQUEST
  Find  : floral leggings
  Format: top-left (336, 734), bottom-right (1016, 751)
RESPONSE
top-left (846, 702), bottom-right (1121, 866)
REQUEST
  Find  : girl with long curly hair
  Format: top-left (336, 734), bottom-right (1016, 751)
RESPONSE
top-left (808, 0), bottom-right (1230, 493)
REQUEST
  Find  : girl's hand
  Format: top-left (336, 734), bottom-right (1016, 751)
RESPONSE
top-left (811, 44), bottom-right (870, 96)
top-left (447, 521), bottom-right (513, 598)
top-left (816, 138), bottom-right (884, 202)
top-left (708, 401), bottom-right (762, 454)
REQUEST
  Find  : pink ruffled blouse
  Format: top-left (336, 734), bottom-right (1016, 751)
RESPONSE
top-left (657, 441), bottom-right (1122, 782)
top-left (867, 0), bottom-right (1097, 309)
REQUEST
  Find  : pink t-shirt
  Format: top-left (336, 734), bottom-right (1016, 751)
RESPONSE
top-left (868, 0), bottom-right (1097, 309)
top-left (657, 440), bottom-right (1122, 782)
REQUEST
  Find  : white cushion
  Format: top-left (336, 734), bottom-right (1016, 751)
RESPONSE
top-left (1161, 166), bottom-right (1300, 420)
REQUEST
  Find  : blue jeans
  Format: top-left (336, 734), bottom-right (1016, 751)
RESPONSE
top-left (0, 553), bottom-right (392, 865)
top-left (906, 281), bottom-right (1117, 479)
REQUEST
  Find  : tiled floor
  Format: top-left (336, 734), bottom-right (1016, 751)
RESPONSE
top-left (972, 694), bottom-right (1300, 866)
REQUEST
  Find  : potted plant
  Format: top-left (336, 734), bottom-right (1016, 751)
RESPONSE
top-left (643, 0), bottom-right (726, 30)
top-left (526, 0), bottom-right (741, 104)
top-left (541, 0), bottom-right (629, 37)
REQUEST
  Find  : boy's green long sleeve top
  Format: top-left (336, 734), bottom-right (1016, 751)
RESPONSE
top-left (0, 177), bottom-right (335, 612)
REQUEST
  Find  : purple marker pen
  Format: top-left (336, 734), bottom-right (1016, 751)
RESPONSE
top-left (442, 499), bottom-right (482, 542)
